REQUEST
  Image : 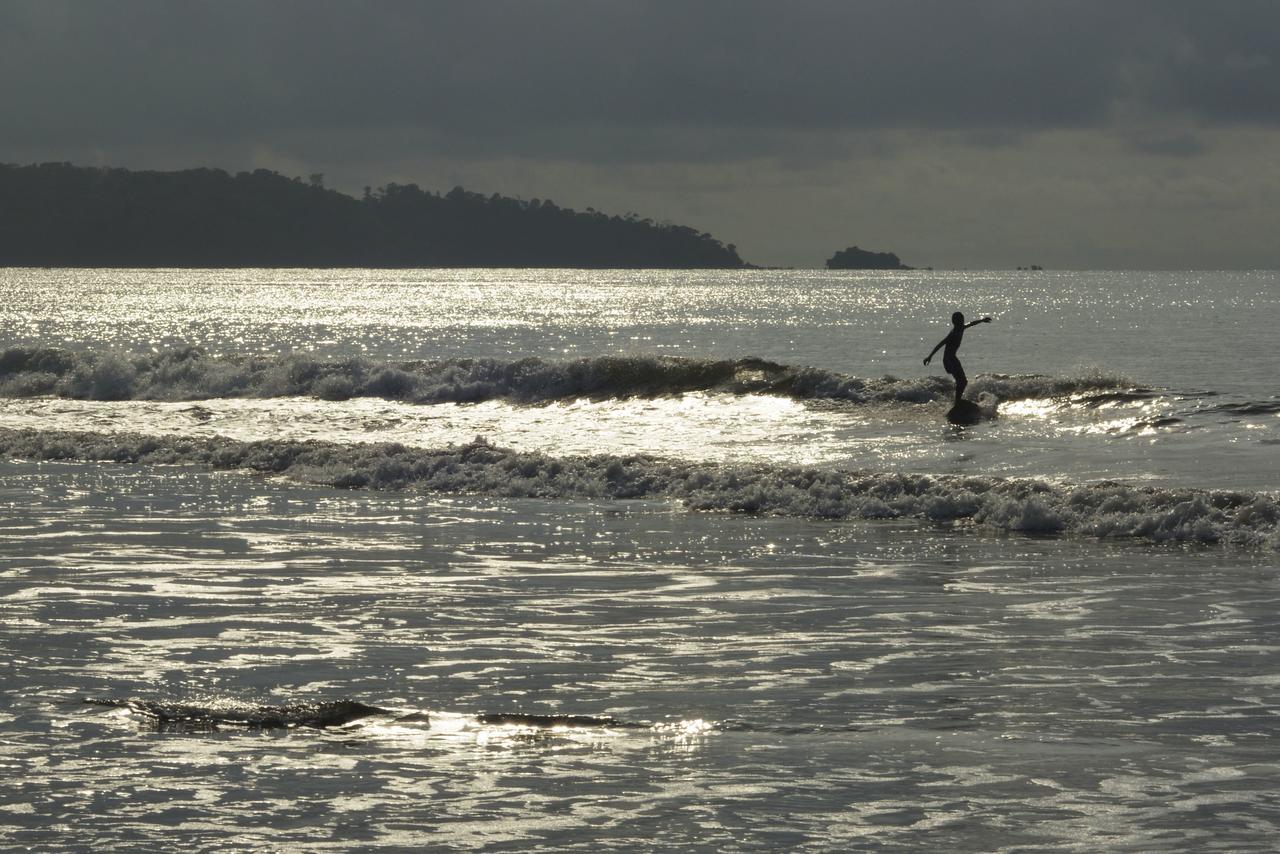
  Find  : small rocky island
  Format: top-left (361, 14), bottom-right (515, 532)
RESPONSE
top-left (826, 245), bottom-right (911, 270)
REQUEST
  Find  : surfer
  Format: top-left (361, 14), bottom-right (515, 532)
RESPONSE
top-left (924, 312), bottom-right (992, 405)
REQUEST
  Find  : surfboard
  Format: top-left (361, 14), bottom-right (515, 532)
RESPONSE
top-left (946, 399), bottom-right (982, 424)
top-left (946, 395), bottom-right (998, 425)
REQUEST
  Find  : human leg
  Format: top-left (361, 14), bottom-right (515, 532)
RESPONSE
top-left (944, 357), bottom-right (967, 404)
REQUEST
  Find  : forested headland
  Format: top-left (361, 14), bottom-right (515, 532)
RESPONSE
top-left (0, 163), bottom-right (749, 269)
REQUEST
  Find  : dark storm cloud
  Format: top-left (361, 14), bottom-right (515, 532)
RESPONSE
top-left (3, 0), bottom-right (1279, 158)
top-left (1127, 2), bottom-right (1280, 122)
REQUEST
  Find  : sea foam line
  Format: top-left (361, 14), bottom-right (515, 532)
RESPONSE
top-left (0, 345), bottom-right (1131, 407)
top-left (2, 427), bottom-right (1275, 549)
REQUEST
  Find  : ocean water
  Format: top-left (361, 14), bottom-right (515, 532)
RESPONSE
top-left (1, 268), bottom-right (1278, 851)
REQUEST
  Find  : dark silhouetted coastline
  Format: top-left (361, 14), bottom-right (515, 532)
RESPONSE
top-left (0, 162), bottom-right (749, 269)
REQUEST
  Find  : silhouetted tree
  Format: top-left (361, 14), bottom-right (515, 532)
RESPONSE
top-left (0, 162), bottom-right (750, 268)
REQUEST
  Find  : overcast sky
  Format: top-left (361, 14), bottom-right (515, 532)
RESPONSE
top-left (3, 0), bottom-right (1279, 268)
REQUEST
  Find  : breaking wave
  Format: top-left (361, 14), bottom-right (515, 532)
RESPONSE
top-left (0, 345), bottom-right (1132, 407)
top-left (4, 427), bottom-right (1276, 549)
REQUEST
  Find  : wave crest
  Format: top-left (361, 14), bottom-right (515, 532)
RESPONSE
top-left (0, 345), bottom-right (1133, 407)
top-left (3, 427), bottom-right (1275, 549)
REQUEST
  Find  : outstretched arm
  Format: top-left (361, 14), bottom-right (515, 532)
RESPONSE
top-left (923, 338), bottom-right (946, 365)
top-left (964, 317), bottom-right (993, 328)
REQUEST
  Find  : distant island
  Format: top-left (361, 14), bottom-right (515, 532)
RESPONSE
top-left (826, 246), bottom-right (911, 270)
top-left (0, 162), bottom-right (748, 269)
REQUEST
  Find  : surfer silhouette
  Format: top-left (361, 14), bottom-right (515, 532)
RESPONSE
top-left (924, 312), bottom-right (992, 405)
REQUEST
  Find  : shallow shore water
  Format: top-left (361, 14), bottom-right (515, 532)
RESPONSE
top-left (1, 268), bottom-right (1278, 850)
top-left (4, 463), bottom-right (1280, 851)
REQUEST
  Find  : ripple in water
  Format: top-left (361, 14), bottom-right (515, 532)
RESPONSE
top-left (3, 463), bottom-right (1280, 850)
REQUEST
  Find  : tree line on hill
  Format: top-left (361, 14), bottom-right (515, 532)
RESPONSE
top-left (0, 162), bottom-right (748, 269)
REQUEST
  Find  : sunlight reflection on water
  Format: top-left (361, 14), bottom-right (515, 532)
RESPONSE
top-left (1, 268), bottom-right (1279, 849)
top-left (4, 464), bottom-right (1280, 849)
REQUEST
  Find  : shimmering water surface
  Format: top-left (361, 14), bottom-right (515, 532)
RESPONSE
top-left (1, 269), bottom-right (1276, 391)
top-left (1, 268), bottom-right (1278, 851)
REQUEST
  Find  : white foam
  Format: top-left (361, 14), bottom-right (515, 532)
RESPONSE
top-left (2, 427), bottom-right (1274, 550)
top-left (0, 345), bottom-right (1133, 408)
